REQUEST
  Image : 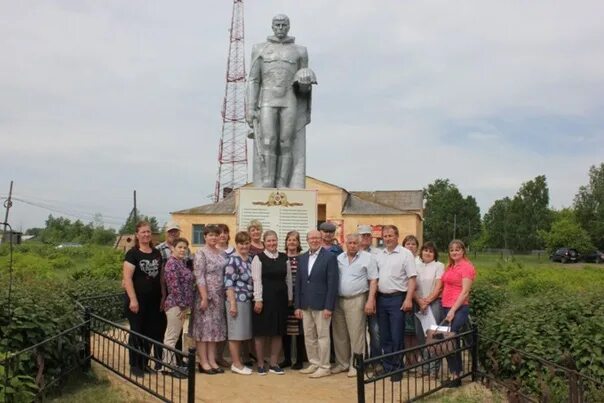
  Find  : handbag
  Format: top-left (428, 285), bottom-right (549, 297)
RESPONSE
top-left (425, 320), bottom-right (456, 357)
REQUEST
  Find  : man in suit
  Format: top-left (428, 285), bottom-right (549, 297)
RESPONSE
top-left (294, 230), bottom-right (339, 378)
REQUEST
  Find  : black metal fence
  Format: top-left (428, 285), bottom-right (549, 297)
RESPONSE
top-left (478, 335), bottom-right (604, 403)
top-left (354, 324), bottom-right (604, 403)
top-left (1, 321), bottom-right (90, 402)
top-left (88, 311), bottom-right (195, 403)
top-left (354, 327), bottom-right (477, 402)
top-left (1, 295), bottom-right (196, 403)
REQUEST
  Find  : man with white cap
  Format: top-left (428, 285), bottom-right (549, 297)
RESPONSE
top-left (357, 225), bottom-right (375, 254)
top-left (358, 225), bottom-right (381, 360)
top-left (157, 222), bottom-right (183, 261)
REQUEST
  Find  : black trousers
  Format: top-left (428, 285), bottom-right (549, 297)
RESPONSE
top-left (125, 295), bottom-right (165, 370)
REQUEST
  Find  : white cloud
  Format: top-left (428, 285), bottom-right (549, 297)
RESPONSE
top-left (1, 0), bottom-right (603, 229)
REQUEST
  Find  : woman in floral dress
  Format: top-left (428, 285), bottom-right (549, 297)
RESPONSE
top-left (189, 225), bottom-right (228, 374)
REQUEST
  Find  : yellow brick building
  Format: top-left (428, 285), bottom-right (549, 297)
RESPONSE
top-left (171, 177), bottom-right (423, 252)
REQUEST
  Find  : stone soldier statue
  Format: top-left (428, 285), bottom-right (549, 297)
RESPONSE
top-left (246, 14), bottom-right (317, 188)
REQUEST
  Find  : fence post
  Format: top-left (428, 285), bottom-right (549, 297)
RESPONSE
top-left (83, 307), bottom-right (91, 371)
top-left (471, 324), bottom-right (478, 381)
top-left (353, 353), bottom-right (365, 403)
top-left (568, 370), bottom-right (579, 403)
top-left (187, 347), bottom-right (196, 403)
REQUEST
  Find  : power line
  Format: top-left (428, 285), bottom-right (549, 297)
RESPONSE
top-left (1, 194), bottom-right (126, 221)
top-left (5, 197), bottom-right (125, 225)
top-left (0, 195), bottom-right (171, 227)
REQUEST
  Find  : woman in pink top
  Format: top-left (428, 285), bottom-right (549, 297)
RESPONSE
top-left (440, 239), bottom-right (476, 387)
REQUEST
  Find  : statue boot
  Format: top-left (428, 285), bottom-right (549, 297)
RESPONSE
top-left (261, 152), bottom-right (278, 188)
top-left (276, 154), bottom-right (293, 188)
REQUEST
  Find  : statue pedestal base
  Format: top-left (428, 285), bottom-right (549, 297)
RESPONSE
top-left (237, 187), bottom-right (318, 250)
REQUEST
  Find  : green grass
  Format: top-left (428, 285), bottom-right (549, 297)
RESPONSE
top-left (469, 252), bottom-right (604, 298)
top-left (0, 242), bottom-right (123, 281)
top-left (47, 372), bottom-right (144, 403)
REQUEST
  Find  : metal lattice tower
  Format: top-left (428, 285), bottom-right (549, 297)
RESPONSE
top-left (214, 0), bottom-right (248, 202)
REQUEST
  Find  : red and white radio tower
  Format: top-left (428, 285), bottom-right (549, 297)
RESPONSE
top-left (213, 0), bottom-right (248, 202)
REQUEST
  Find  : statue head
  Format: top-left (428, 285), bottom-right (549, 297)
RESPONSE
top-left (272, 14), bottom-right (290, 39)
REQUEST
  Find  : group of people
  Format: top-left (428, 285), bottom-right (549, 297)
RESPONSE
top-left (122, 219), bottom-right (476, 387)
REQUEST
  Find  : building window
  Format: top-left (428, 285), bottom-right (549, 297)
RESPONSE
top-left (192, 224), bottom-right (205, 245)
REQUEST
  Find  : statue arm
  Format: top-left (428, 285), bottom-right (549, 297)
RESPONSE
top-left (294, 46), bottom-right (316, 92)
top-left (300, 46), bottom-right (308, 69)
top-left (246, 45), bottom-right (261, 126)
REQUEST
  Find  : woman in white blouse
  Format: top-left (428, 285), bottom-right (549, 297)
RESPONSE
top-left (250, 230), bottom-right (293, 375)
top-left (413, 241), bottom-right (444, 375)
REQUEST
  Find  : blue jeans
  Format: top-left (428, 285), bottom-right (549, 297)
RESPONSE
top-left (442, 305), bottom-right (469, 374)
top-left (377, 293), bottom-right (406, 372)
top-left (414, 299), bottom-right (442, 374)
top-left (367, 314), bottom-right (381, 357)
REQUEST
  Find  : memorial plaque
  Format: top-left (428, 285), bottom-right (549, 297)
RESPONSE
top-left (238, 188), bottom-right (318, 250)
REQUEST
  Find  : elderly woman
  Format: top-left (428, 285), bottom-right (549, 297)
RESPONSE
top-left (413, 241), bottom-right (444, 375)
top-left (251, 230), bottom-right (292, 375)
top-left (247, 219), bottom-right (265, 257)
top-left (280, 230), bottom-right (306, 370)
top-left (122, 221), bottom-right (164, 377)
top-left (189, 225), bottom-right (227, 375)
top-left (224, 231), bottom-right (255, 375)
top-left (441, 239), bottom-right (476, 388)
top-left (162, 237), bottom-right (195, 378)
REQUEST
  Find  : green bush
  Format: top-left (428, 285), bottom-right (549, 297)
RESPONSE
top-left (470, 257), bottom-right (604, 400)
top-left (0, 274), bottom-right (121, 400)
top-left (0, 358), bottom-right (37, 403)
top-left (480, 292), bottom-right (604, 400)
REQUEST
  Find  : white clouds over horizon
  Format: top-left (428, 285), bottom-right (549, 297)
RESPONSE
top-left (1, 0), bottom-right (603, 230)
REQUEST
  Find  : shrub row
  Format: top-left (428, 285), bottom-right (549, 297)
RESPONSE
top-left (470, 261), bottom-right (604, 400)
top-left (0, 275), bottom-right (121, 401)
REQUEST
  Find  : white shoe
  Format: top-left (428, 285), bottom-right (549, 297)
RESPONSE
top-left (309, 368), bottom-right (331, 378)
top-left (330, 365), bottom-right (348, 374)
top-left (299, 364), bottom-right (319, 374)
top-left (347, 368), bottom-right (357, 377)
top-left (231, 364), bottom-right (252, 375)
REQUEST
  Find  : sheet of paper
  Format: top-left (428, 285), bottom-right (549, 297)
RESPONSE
top-left (415, 307), bottom-right (438, 336)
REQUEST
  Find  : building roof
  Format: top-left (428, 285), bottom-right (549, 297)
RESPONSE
top-left (171, 193), bottom-right (236, 215)
top-left (171, 181), bottom-right (423, 216)
top-left (350, 190), bottom-right (423, 212)
top-left (342, 193), bottom-right (406, 215)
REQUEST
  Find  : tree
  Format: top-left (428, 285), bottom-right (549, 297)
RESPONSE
top-left (34, 214), bottom-right (116, 245)
top-left (539, 209), bottom-right (593, 253)
top-left (481, 175), bottom-right (552, 251)
top-left (482, 197), bottom-right (512, 249)
top-left (24, 227), bottom-right (43, 237)
top-left (423, 179), bottom-right (482, 250)
top-left (508, 175), bottom-right (552, 251)
top-left (119, 213), bottom-right (160, 234)
top-left (574, 163), bottom-right (604, 249)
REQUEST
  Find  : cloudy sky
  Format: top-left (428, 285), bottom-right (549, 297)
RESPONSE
top-left (1, 0), bottom-right (603, 231)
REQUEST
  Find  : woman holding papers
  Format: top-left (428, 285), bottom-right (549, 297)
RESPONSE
top-left (413, 241), bottom-right (444, 375)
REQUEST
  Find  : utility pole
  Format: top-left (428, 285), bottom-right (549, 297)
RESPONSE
top-left (3, 180), bottom-right (13, 226)
top-left (133, 190), bottom-right (138, 223)
top-left (2, 181), bottom-right (14, 242)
